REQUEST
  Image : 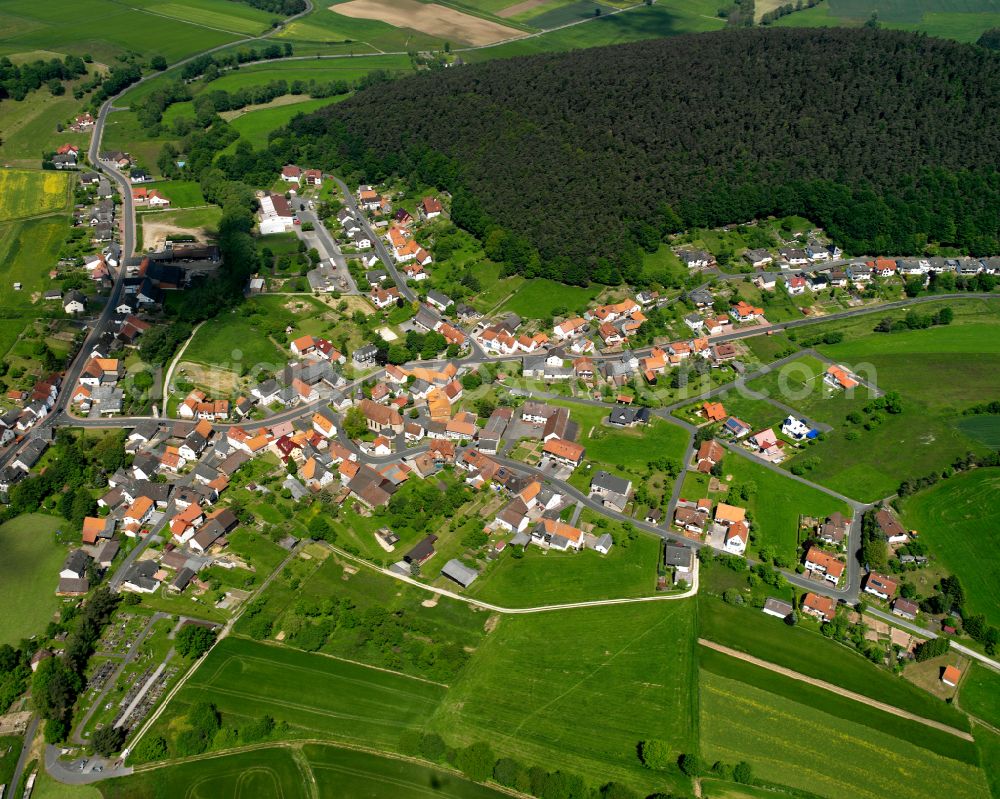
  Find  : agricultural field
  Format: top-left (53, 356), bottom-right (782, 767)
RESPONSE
top-left (975, 724), bottom-right (1000, 799)
top-left (698, 591), bottom-right (970, 730)
top-left (899, 468), bottom-right (1000, 627)
top-left (699, 669), bottom-right (989, 799)
top-left (305, 744), bottom-right (510, 799)
top-left (0, 216), bottom-right (72, 311)
top-left (428, 600), bottom-right (698, 795)
top-left (498, 278), bottom-right (602, 318)
top-left (101, 746), bottom-right (308, 799)
top-left (329, 0), bottom-right (524, 46)
top-left (0, 0), bottom-right (266, 65)
top-left (955, 414), bottom-right (1000, 449)
top-left (0, 513), bottom-right (69, 645)
top-left (960, 662), bottom-right (1000, 729)
top-left (0, 169), bottom-right (72, 221)
top-left (771, 0), bottom-right (1000, 42)
top-left (463, 0), bottom-right (727, 60)
top-left (467, 528), bottom-right (661, 607)
top-left (152, 636), bottom-right (448, 751)
top-left (818, 312), bottom-right (1000, 412)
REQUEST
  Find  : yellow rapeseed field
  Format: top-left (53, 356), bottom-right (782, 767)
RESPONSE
top-left (0, 168), bottom-right (71, 222)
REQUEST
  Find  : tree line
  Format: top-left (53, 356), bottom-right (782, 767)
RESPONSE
top-left (270, 28), bottom-right (1000, 286)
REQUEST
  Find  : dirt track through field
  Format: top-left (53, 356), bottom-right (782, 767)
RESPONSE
top-left (698, 638), bottom-right (974, 740)
top-left (330, 0), bottom-right (525, 45)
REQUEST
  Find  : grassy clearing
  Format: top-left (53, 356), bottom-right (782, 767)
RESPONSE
top-left (719, 453), bottom-right (850, 560)
top-left (236, 553), bottom-right (488, 683)
top-left (0, 216), bottom-right (70, 310)
top-left (223, 97), bottom-right (341, 150)
top-left (305, 744), bottom-right (510, 799)
top-left (899, 468), bottom-right (1000, 627)
top-left (146, 179), bottom-right (205, 208)
top-left (0, 513), bottom-right (68, 645)
top-left (698, 592), bottom-right (970, 730)
top-left (467, 530), bottom-right (660, 607)
top-left (699, 646), bottom-right (978, 764)
top-left (102, 746), bottom-right (308, 799)
top-left (958, 662), bottom-right (1000, 729)
top-left (0, 168), bottom-right (71, 221)
top-left (428, 600), bottom-right (697, 795)
top-left (156, 636), bottom-right (447, 750)
top-left (31, 771), bottom-right (100, 799)
top-left (699, 670), bottom-right (989, 799)
top-left (182, 308), bottom-right (286, 371)
top-left (498, 278), bottom-right (601, 318)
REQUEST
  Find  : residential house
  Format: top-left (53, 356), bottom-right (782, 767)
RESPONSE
top-left (589, 470), bottom-right (632, 513)
top-left (695, 439), bottom-right (724, 474)
top-left (892, 598), bottom-right (919, 621)
top-left (863, 572), bottom-right (898, 601)
top-left (824, 365), bottom-right (858, 391)
top-left (802, 592), bottom-right (836, 622)
top-left (542, 437), bottom-right (585, 467)
top-left (744, 249), bottom-right (773, 268)
top-left (804, 547), bottom-right (845, 585)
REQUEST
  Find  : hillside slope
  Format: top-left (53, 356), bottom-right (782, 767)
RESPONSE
top-left (278, 27), bottom-right (1000, 283)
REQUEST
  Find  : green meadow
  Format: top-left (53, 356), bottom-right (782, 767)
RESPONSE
top-left (899, 468), bottom-right (1000, 627)
top-left (154, 636), bottom-right (447, 751)
top-left (0, 514), bottom-right (68, 645)
top-left (467, 530), bottom-right (661, 607)
top-left (700, 670), bottom-right (988, 799)
top-left (428, 600), bottom-right (698, 795)
top-left (698, 591), bottom-right (970, 730)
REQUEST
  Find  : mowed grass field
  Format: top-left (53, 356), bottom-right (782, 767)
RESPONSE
top-left (899, 468), bottom-right (1000, 627)
top-left (498, 278), bottom-right (601, 318)
top-left (771, 0), bottom-right (1000, 42)
top-left (102, 746), bottom-right (308, 799)
top-left (428, 600), bottom-right (698, 795)
top-left (958, 662), bottom-right (1000, 730)
top-left (104, 743), bottom-right (511, 799)
top-left (698, 592), bottom-right (970, 730)
top-left (305, 744), bottom-right (510, 799)
top-left (182, 309), bottom-right (286, 371)
top-left (158, 637), bottom-right (447, 750)
top-left (467, 530), bottom-right (660, 607)
top-left (699, 669), bottom-right (989, 799)
top-left (819, 316), bottom-right (1000, 411)
top-left (699, 646), bottom-right (978, 764)
top-left (146, 180), bottom-right (205, 208)
top-left (0, 216), bottom-right (72, 310)
top-left (222, 97), bottom-right (342, 150)
top-left (0, 0), bottom-right (265, 64)
top-left (0, 169), bottom-right (71, 221)
top-left (0, 514), bottom-right (68, 645)
top-left (721, 453), bottom-right (850, 560)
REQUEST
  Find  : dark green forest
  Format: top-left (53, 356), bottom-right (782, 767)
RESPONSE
top-left (260, 27), bottom-right (1000, 284)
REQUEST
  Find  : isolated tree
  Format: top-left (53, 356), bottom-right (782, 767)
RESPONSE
top-left (679, 752), bottom-right (703, 777)
top-left (639, 739), bottom-right (672, 770)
